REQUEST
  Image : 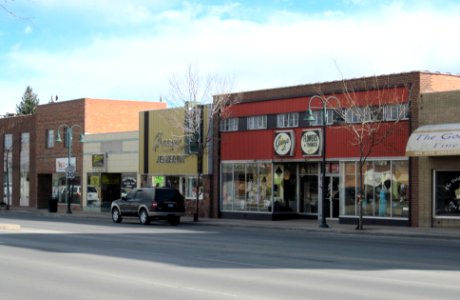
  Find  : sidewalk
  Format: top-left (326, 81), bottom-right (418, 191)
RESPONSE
top-left (1, 207), bottom-right (460, 239)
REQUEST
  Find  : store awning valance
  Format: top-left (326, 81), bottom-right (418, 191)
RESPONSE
top-left (406, 123), bottom-right (460, 157)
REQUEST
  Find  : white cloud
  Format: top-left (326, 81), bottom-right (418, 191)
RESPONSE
top-left (1, 0), bottom-right (460, 114)
top-left (24, 25), bottom-right (33, 34)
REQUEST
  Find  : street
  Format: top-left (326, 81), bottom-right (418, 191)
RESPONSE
top-left (1, 215), bottom-right (460, 300)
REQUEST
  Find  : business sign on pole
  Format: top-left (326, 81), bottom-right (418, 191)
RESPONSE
top-left (65, 165), bottom-right (76, 179)
top-left (56, 157), bottom-right (76, 172)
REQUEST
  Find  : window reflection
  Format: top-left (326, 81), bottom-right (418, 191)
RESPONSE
top-left (221, 163), bottom-right (273, 212)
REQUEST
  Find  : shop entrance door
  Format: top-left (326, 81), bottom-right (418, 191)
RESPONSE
top-left (324, 176), bottom-right (340, 218)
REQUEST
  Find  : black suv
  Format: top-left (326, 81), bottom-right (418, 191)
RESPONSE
top-left (111, 187), bottom-right (185, 225)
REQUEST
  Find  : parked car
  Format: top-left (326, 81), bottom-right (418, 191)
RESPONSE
top-left (86, 186), bottom-right (100, 206)
top-left (111, 187), bottom-right (185, 225)
top-left (58, 185), bottom-right (100, 206)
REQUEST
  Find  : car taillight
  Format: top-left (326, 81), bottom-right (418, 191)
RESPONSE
top-left (151, 201), bottom-right (158, 209)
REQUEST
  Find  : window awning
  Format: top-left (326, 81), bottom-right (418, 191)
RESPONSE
top-left (406, 123), bottom-right (460, 157)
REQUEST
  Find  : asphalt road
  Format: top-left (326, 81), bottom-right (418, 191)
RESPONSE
top-left (1, 215), bottom-right (459, 300)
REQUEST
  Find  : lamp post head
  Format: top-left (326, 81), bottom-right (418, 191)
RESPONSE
top-left (304, 109), bottom-right (316, 121)
top-left (56, 131), bottom-right (63, 143)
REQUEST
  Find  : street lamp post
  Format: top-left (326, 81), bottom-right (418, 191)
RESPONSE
top-left (305, 95), bottom-right (340, 228)
top-left (56, 124), bottom-right (84, 214)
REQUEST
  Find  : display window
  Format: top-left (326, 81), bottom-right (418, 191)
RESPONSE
top-left (53, 173), bottom-right (81, 204)
top-left (221, 162), bottom-right (272, 212)
top-left (434, 171), bottom-right (460, 217)
top-left (340, 160), bottom-right (408, 218)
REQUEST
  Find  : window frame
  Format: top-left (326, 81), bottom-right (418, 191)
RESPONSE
top-left (384, 104), bottom-right (409, 121)
top-left (277, 112), bottom-right (299, 128)
top-left (46, 129), bottom-right (55, 149)
top-left (247, 115), bottom-right (267, 130)
top-left (220, 118), bottom-right (239, 132)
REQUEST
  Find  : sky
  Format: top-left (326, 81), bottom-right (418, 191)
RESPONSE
top-left (1, 0), bottom-right (460, 114)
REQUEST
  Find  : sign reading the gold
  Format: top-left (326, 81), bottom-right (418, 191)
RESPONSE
top-left (274, 131), bottom-right (294, 156)
top-left (301, 130), bottom-right (321, 155)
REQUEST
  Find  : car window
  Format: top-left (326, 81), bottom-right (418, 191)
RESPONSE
top-left (132, 190), bottom-right (143, 201)
top-left (125, 190), bottom-right (136, 200)
top-left (87, 186), bottom-right (97, 193)
top-left (143, 189), bottom-right (155, 201)
top-left (155, 189), bottom-right (178, 201)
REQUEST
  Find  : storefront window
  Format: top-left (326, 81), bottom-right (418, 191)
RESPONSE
top-left (20, 133), bottom-right (30, 206)
top-left (300, 163), bottom-right (318, 214)
top-left (221, 164), bottom-right (235, 210)
top-left (392, 161), bottom-right (409, 217)
top-left (363, 162), bottom-right (376, 216)
top-left (3, 134), bottom-right (13, 205)
top-left (343, 160), bottom-right (408, 218)
top-left (343, 162), bottom-right (356, 216)
top-left (259, 163), bottom-right (272, 212)
top-left (221, 162), bottom-right (273, 213)
top-left (273, 163), bottom-right (296, 212)
top-left (374, 161), bottom-right (392, 217)
top-left (185, 177), bottom-right (203, 200)
top-left (245, 164), bottom-right (258, 210)
top-left (434, 171), bottom-right (460, 217)
top-left (121, 173), bottom-right (137, 195)
top-left (234, 164), bottom-right (246, 210)
top-left (53, 173), bottom-right (81, 204)
top-left (87, 173), bottom-right (101, 207)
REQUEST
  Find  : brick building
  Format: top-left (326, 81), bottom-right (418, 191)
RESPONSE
top-left (0, 114), bottom-right (36, 208)
top-left (1, 98), bottom-right (165, 212)
top-left (212, 71), bottom-right (460, 227)
top-left (406, 90), bottom-right (460, 227)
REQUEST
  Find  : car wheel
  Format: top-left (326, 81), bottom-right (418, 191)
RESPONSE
top-left (168, 216), bottom-right (180, 226)
top-left (139, 209), bottom-right (151, 225)
top-left (112, 208), bottom-right (122, 223)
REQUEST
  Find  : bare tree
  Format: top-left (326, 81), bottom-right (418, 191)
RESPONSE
top-left (1, 0), bottom-right (27, 19)
top-left (168, 64), bottom-right (238, 221)
top-left (315, 75), bottom-right (412, 229)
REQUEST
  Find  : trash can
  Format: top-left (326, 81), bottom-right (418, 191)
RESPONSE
top-left (49, 197), bottom-right (58, 213)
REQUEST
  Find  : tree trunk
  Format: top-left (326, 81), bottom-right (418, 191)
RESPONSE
top-left (357, 162), bottom-right (364, 230)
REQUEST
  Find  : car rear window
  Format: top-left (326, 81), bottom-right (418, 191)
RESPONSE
top-left (155, 189), bottom-right (182, 202)
top-left (88, 187), bottom-right (97, 193)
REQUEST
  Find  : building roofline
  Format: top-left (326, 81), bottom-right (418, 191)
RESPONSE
top-left (221, 70), bottom-right (460, 103)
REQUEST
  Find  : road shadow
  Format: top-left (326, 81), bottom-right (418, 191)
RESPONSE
top-left (1, 214), bottom-right (459, 271)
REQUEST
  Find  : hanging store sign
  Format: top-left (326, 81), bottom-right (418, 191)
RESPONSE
top-left (56, 157), bottom-right (76, 172)
top-left (406, 123), bottom-right (460, 157)
top-left (274, 131), bottom-right (294, 156)
top-left (301, 130), bottom-right (321, 156)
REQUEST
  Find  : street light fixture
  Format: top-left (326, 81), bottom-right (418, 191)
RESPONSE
top-left (305, 95), bottom-right (340, 228)
top-left (56, 124), bottom-right (84, 214)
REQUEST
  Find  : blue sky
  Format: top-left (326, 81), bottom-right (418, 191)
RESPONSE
top-left (1, 0), bottom-right (460, 113)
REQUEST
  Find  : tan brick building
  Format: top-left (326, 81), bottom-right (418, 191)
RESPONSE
top-left (407, 90), bottom-right (460, 227)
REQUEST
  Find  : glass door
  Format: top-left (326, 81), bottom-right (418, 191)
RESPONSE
top-left (325, 176), bottom-right (340, 218)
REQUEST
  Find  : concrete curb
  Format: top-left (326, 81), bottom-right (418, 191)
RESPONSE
top-left (1, 209), bottom-right (460, 240)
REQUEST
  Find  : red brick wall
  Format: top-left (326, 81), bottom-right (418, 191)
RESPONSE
top-left (35, 98), bottom-right (166, 210)
top-left (0, 114), bottom-right (36, 208)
